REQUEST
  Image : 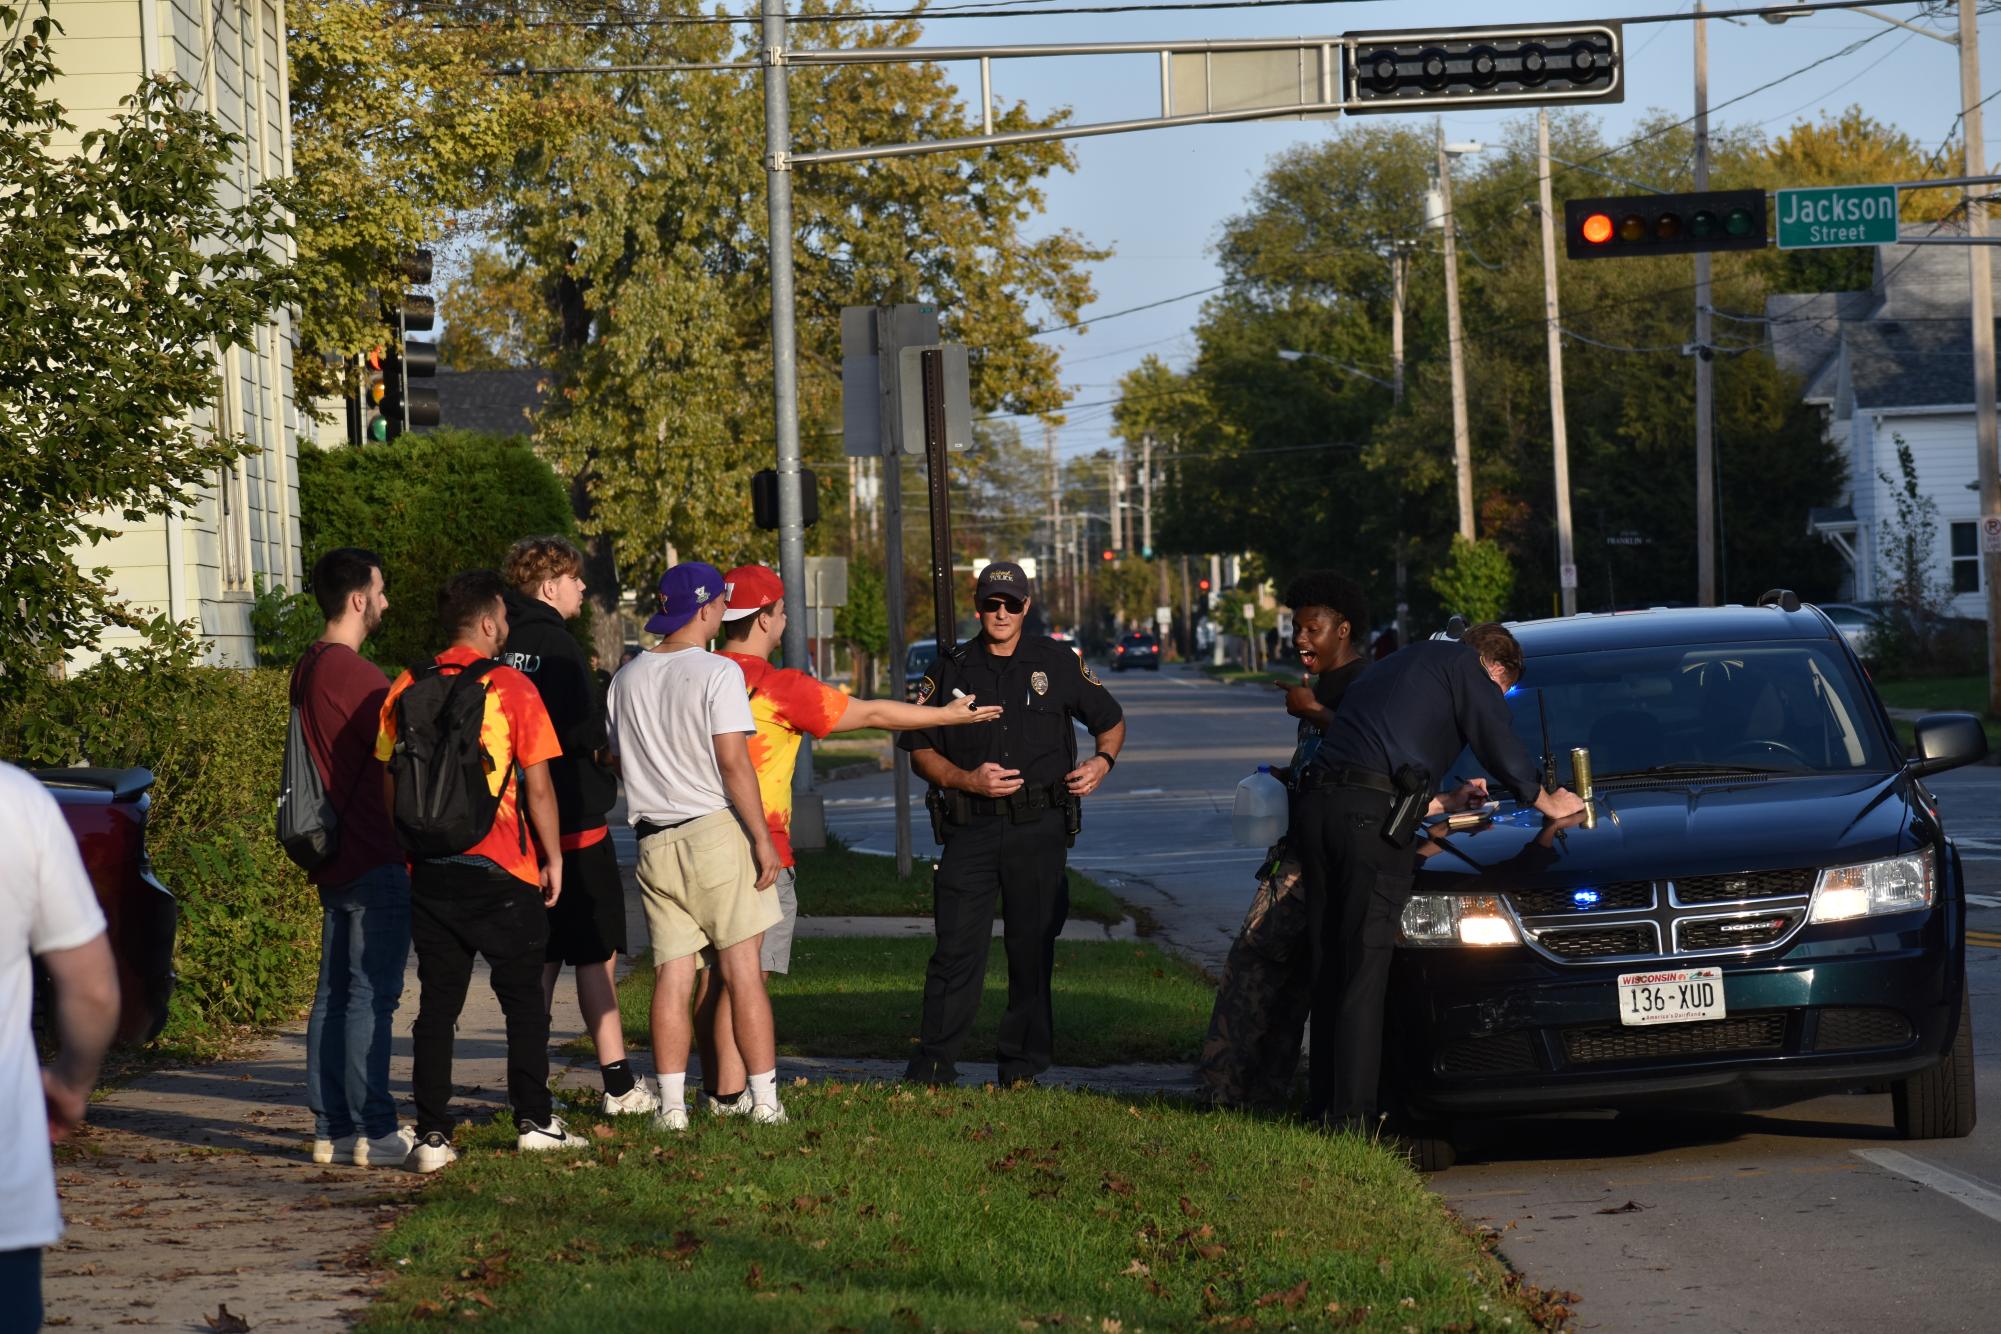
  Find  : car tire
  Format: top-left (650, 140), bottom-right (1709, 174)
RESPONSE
top-left (1398, 1122), bottom-right (1457, 1173)
top-left (1892, 982), bottom-right (1976, 1139)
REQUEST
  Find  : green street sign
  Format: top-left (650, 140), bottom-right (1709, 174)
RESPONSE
top-left (1775, 185), bottom-right (1899, 250)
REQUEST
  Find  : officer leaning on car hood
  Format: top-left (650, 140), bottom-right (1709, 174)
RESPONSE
top-left (1292, 620), bottom-right (1585, 1132)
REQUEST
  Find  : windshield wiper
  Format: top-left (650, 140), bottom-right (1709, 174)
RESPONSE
top-left (1597, 761), bottom-right (1791, 778)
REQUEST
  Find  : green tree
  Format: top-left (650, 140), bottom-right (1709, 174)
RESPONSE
top-left (492, 5), bottom-right (1105, 661)
top-left (439, 243), bottom-right (549, 370)
top-left (1430, 537), bottom-right (1517, 623)
top-left (1, 0), bottom-right (292, 697)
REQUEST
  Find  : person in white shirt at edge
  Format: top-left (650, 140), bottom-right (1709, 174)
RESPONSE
top-left (1, 762), bottom-right (121, 1333)
top-left (607, 562), bottom-right (788, 1129)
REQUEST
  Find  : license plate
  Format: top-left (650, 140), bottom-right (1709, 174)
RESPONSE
top-left (1617, 967), bottom-right (1726, 1027)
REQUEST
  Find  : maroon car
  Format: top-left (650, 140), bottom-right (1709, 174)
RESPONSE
top-left (36, 768), bottom-right (177, 1044)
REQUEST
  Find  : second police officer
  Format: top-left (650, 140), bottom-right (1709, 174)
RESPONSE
top-left (901, 560), bottom-right (1126, 1086)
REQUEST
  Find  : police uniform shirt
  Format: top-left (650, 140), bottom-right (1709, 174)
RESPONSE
top-left (1314, 638), bottom-right (1541, 803)
top-left (899, 637), bottom-right (1123, 789)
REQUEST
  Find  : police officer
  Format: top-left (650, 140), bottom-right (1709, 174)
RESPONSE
top-left (901, 560), bottom-right (1125, 1085)
top-left (1295, 621), bottom-right (1584, 1131)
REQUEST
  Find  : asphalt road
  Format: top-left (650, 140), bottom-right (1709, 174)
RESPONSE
top-left (822, 661), bottom-right (2001, 1333)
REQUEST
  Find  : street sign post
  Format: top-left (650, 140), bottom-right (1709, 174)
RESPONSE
top-left (1775, 185), bottom-right (1899, 250)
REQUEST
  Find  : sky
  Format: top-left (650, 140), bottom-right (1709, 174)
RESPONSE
top-left (845, 0), bottom-right (2001, 461)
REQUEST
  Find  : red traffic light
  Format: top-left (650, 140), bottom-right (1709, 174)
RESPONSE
top-left (1198, 578), bottom-right (1211, 591)
top-left (1101, 549), bottom-right (1115, 562)
top-left (1580, 212), bottom-right (1613, 245)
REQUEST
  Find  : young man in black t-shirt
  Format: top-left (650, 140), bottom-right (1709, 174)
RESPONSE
top-left (1196, 571), bottom-right (1369, 1109)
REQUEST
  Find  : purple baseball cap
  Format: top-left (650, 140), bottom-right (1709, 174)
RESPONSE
top-left (644, 562), bottom-right (727, 636)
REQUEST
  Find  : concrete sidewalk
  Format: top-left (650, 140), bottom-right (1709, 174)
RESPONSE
top-left (46, 860), bottom-right (1189, 1330)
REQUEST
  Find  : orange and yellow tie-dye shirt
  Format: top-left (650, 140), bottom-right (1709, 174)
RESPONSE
top-left (373, 645), bottom-right (562, 886)
top-left (720, 652), bottom-right (850, 868)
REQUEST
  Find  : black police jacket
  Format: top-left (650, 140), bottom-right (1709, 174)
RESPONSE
top-left (499, 589), bottom-right (617, 834)
top-left (898, 635), bottom-right (1123, 790)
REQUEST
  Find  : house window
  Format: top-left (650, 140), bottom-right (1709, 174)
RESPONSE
top-left (1950, 522), bottom-right (1980, 595)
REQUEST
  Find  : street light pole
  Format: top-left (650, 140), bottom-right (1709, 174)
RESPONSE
top-left (1538, 109), bottom-right (1578, 617)
top-left (1960, 0), bottom-right (2001, 714)
top-left (1694, 2), bottom-right (1717, 607)
top-left (1438, 118), bottom-right (1476, 542)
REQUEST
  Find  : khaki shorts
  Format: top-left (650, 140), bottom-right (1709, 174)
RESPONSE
top-left (697, 866), bottom-right (797, 975)
top-left (636, 810), bottom-right (782, 966)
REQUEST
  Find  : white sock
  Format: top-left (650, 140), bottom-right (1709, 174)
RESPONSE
top-left (748, 1070), bottom-right (779, 1109)
top-left (662, 1071), bottom-right (687, 1108)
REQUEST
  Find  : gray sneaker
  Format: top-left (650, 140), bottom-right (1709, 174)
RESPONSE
top-left (702, 1088), bottom-right (753, 1117)
top-left (354, 1126), bottom-right (417, 1167)
top-left (749, 1099), bottom-right (789, 1126)
top-left (602, 1080), bottom-right (661, 1116)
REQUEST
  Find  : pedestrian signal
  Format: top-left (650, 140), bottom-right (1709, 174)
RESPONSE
top-left (1564, 189), bottom-right (1766, 260)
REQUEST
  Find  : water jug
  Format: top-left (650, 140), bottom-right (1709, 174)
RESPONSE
top-left (1231, 767), bottom-right (1287, 847)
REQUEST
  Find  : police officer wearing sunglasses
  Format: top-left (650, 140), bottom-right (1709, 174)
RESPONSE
top-left (900, 561), bottom-right (1125, 1085)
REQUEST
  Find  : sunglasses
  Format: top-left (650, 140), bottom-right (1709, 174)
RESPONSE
top-left (978, 596), bottom-right (1025, 615)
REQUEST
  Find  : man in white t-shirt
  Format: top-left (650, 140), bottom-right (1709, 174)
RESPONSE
top-left (608, 562), bottom-right (785, 1131)
top-left (1, 762), bottom-right (121, 1332)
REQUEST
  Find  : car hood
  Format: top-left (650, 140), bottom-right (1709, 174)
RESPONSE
top-left (1413, 772), bottom-right (1921, 893)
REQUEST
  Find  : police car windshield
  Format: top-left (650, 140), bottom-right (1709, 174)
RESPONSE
top-left (1448, 641), bottom-right (1896, 786)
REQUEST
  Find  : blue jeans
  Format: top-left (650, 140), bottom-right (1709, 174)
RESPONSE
top-left (306, 864), bottom-right (411, 1140)
top-left (0, 1247), bottom-right (41, 1330)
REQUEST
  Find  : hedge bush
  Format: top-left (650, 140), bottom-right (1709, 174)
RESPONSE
top-left (3, 643), bottom-right (318, 1056)
top-left (299, 429), bottom-right (576, 669)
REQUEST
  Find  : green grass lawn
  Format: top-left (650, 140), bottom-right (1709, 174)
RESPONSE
top-left (796, 843), bottom-right (1125, 923)
top-left (365, 1082), bottom-right (1561, 1332)
top-left (1870, 674), bottom-right (2001, 753)
top-left (607, 937), bottom-right (1212, 1067)
top-left (811, 746), bottom-right (885, 777)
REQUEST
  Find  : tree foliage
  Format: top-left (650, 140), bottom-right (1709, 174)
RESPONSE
top-left (0, 1), bottom-right (292, 697)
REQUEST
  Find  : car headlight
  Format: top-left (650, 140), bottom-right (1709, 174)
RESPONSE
top-left (1808, 848), bottom-right (1935, 923)
top-left (1400, 894), bottom-right (1521, 947)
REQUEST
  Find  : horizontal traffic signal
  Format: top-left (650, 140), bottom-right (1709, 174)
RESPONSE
top-left (1564, 189), bottom-right (1766, 260)
top-left (1346, 23), bottom-right (1622, 113)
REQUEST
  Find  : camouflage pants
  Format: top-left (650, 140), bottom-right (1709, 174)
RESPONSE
top-left (1196, 849), bottom-right (1311, 1109)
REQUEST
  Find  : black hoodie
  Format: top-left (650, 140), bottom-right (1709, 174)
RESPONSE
top-left (500, 589), bottom-right (617, 835)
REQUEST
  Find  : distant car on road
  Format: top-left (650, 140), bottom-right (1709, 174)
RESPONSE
top-left (36, 768), bottom-right (177, 1044)
top-left (1387, 597), bottom-right (1982, 1170)
top-left (1814, 601), bottom-right (1889, 655)
top-left (1113, 631), bottom-right (1161, 671)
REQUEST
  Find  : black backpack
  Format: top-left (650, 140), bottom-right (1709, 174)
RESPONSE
top-left (385, 659), bottom-right (522, 859)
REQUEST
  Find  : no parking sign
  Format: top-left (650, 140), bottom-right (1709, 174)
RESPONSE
top-left (1984, 516), bottom-right (2001, 555)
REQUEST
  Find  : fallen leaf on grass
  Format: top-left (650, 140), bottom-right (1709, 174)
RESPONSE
top-left (1253, 1279), bottom-right (1309, 1310)
top-left (1121, 1260), bottom-right (1150, 1278)
top-left (589, 1124), bottom-right (615, 1140)
top-left (202, 1304), bottom-right (250, 1333)
top-left (1596, 1200), bottom-right (1647, 1215)
top-left (745, 1262), bottom-right (764, 1291)
top-left (1177, 1195), bottom-right (1200, 1217)
top-left (1101, 1173), bottom-right (1134, 1197)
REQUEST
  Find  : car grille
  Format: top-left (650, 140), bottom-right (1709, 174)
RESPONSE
top-left (1813, 1007), bottom-right (1914, 1051)
top-left (1509, 881), bottom-right (1654, 916)
top-left (1674, 868), bottom-right (1816, 904)
top-left (1537, 924), bottom-right (1658, 959)
top-left (1675, 909), bottom-right (1803, 951)
top-left (1562, 1013), bottom-right (1788, 1065)
top-left (1436, 1031), bottom-right (1541, 1077)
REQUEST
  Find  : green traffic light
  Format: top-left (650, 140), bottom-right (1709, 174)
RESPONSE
top-left (1689, 210), bottom-right (1720, 239)
top-left (368, 415), bottom-right (388, 442)
top-left (1725, 207), bottom-right (1756, 238)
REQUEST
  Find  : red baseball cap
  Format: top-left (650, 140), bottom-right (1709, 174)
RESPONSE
top-left (722, 564), bottom-right (785, 621)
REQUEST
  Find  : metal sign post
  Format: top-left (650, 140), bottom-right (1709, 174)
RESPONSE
top-left (919, 349), bottom-right (959, 654)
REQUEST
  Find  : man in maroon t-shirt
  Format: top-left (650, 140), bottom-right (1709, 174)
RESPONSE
top-left (291, 548), bottom-right (412, 1169)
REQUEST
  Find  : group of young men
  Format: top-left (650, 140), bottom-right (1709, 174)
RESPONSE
top-left (294, 542), bottom-right (999, 1171)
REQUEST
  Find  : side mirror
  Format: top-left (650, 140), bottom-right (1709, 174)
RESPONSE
top-left (1909, 712), bottom-right (1988, 777)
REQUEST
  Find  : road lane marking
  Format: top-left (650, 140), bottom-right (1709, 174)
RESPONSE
top-left (1966, 933), bottom-right (2001, 950)
top-left (1854, 1149), bottom-right (2001, 1226)
top-left (1967, 894), bottom-right (2001, 909)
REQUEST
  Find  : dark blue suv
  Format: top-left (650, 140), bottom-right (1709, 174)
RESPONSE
top-left (1386, 599), bottom-right (1984, 1168)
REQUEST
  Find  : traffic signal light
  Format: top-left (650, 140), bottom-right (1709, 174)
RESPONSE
top-left (1101, 549), bottom-right (1115, 562)
top-left (1564, 189), bottom-right (1766, 260)
top-left (1345, 23), bottom-right (1623, 114)
top-left (752, 468), bottom-right (819, 530)
top-left (378, 250), bottom-right (439, 438)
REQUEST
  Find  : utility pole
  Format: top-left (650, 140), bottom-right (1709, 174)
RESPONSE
top-left (1437, 119), bottom-right (1476, 541)
top-left (1538, 109), bottom-right (1579, 617)
top-left (1209, 552), bottom-right (1224, 666)
top-left (761, 0), bottom-right (811, 679)
top-left (1693, 2), bottom-right (1717, 607)
top-left (1962, 0), bottom-right (2001, 714)
top-left (1179, 551), bottom-right (1193, 659)
top-left (1046, 421), bottom-right (1061, 625)
top-left (1390, 245), bottom-right (1409, 407)
top-left (1141, 433), bottom-right (1154, 554)
top-left (1108, 453), bottom-right (1124, 553)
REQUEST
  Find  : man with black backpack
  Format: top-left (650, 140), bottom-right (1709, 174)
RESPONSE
top-left (374, 569), bottom-right (584, 1171)
top-left (287, 548), bottom-right (412, 1169)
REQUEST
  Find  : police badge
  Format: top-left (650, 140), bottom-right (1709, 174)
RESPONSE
top-left (1030, 670), bottom-right (1049, 696)
top-left (914, 675), bottom-right (937, 704)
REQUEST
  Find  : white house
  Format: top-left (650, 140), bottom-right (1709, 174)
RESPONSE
top-left (51, 0), bottom-right (301, 668)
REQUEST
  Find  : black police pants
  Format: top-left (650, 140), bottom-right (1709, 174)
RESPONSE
top-left (907, 809), bottom-right (1070, 1084)
top-left (1294, 786), bottom-right (1415, 1125)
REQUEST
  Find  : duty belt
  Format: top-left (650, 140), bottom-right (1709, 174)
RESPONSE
top-left (967, 782), bottom-right (1069, 818)
top-left (1295, 764), bottom-right (1396, 796)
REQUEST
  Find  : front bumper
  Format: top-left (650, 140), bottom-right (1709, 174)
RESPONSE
top-left (1386, 908), bottom-right (1964, 1118)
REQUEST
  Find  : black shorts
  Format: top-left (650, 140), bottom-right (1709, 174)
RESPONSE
top-left (545, 836), bottom-right (628, 965)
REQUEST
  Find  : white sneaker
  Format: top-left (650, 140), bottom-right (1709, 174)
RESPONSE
top-left (354, 1126), bottom-right (417, 1167)
top-left (311, 1134), bottom-right (356, 1165)
top-left (602, 1080), bottom-right (660, 1116)
top-left (702, 1088), bottom-right (753, 1117)
top-left (750, 1100), bottom-right (789, 1126)
top-left (407, 1132), bottom-right (457, 1174)
top-left (654, 1105), bottom-right (690, 1132)
top-left (516, 1115), bottom-right (588, 1153)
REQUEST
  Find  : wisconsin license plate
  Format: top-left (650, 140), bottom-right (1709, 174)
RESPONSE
top-left (1617, 967), bottom-right (1726, 1027)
